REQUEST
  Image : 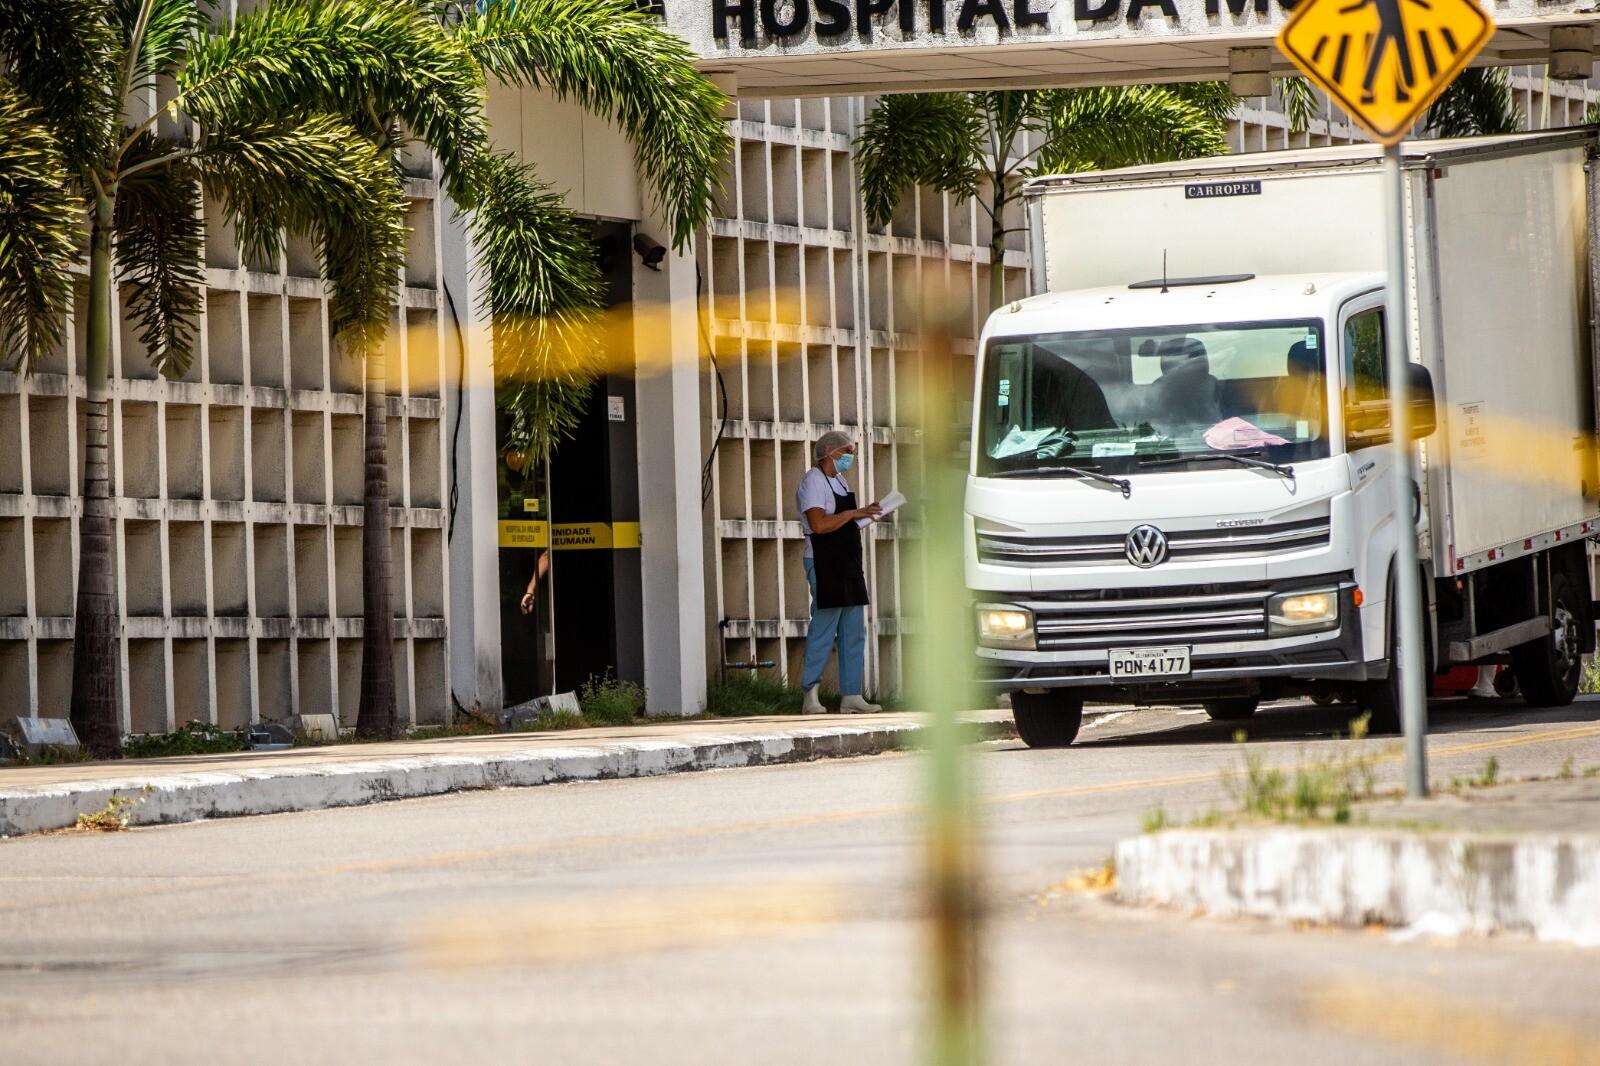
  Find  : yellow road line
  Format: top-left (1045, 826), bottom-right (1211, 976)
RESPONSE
top-left (419, 882), bottom-right (849, 967)
top-left (1307, 979), bottom-right (1600, 1066)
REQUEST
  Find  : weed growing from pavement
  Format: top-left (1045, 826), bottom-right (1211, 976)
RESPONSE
top-left (1559, 757), bottom-right (1576, 780)
top-left (1447, 755), bottom-right (1502, 792)
top-left (123, 721), bottom-right (246, 759)
top-left (74, 790), bottom-right (150, 832)
top-left (705, 674), bottom-right (806, 716)
top-left (10, 744), bottom-right (97, 766)
top-left (516, 711), bottom-right (588, 732)
top-left (578, 671), bottom-right (647, 726)
top-left (1141, 802), bottom-right (1172, 833)
top-left (1142, 714), bottom-right (1386, 831)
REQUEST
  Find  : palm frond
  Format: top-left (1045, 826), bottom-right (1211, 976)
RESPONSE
top-left (1278, 76), bottom-right (1318, 134)
top-left (473, 152), bottom-right (606, 463)
top-left (0, 0), bottom-right (121, 175)
top-left (177, 0), bottom-right (487, 200)
top-left (1425, 67), bottom-right (1521, 138)
top-left (113, 131), bottom-right (204, 378)
top-left (1031, 86), bottom-right (1228, 176)
top-left (114, 0), bottom-right (209, 96)
top-left (196, 113), bottom-right (407, 351)
top-left (0, 79), bottom-right (78, 372)
top-left (1167, 80), bottom-right (1238, 126)
top-left (451, 0), bottom-right (729, 250)
top-left (855, 93), bottom-right (985, 228)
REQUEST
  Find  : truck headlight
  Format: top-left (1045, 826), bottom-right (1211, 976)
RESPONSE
top-left (977, 605), bottom-right (1035, 650)
top-left (1267, 588), bottom-right (1339, 636)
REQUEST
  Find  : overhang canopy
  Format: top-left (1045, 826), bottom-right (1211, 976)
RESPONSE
top-left (662, 0), bottom-right (1600, 98)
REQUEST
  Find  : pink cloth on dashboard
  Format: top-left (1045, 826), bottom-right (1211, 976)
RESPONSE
top-left (1202, 417), bottom-right (1288, 450)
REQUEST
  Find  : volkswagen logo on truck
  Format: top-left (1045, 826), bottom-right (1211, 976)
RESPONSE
top-left (1125, 525), bottom-right (1168, 568)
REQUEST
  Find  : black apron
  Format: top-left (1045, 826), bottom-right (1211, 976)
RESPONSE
top-left (811, 477), bottom-right (870, 610)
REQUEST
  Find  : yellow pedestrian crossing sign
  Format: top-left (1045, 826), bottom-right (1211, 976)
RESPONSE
top-left (1277, 0), bottom-right (1495, 144)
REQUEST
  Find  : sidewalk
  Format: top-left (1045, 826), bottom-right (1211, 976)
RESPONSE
top-left (0, 710), bottom-right (1013, 837)
top-left (1115, 775), bottom-right (1600, 946)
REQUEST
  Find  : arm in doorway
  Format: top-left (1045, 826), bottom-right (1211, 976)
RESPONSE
top-left (519, 549), bottom-right (550, 614)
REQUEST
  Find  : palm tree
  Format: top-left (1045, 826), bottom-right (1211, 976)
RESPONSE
top-left (0, 0), bottom-right (727, 752)
top-left (853, 86), bottom-right (1233, 311)
top-left (346, 0), bottom-right (729, 739)
top-left (1425, 68), bottom-right (1522, 137)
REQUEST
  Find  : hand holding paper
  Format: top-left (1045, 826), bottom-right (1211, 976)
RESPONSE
top-left (858, 489), bottom-right (907, 528)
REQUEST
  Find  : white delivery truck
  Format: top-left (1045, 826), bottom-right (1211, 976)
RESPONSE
top-left (968, 130), bottom-right (1600, 747)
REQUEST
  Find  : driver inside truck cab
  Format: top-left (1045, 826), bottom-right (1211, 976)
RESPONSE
top-left (1153, 336), bottom-right (1221, 424)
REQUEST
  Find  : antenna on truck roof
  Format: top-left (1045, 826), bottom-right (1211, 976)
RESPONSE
top-left (1161, 250), bottom-right (1168, 294)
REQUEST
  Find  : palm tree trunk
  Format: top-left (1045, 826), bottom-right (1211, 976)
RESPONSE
top-left (987, 177), bottom-right (1008, 312)
top-left (71, 193), bottom-right (121, 756)
top-left (356, 343), bottom-right (397, 739)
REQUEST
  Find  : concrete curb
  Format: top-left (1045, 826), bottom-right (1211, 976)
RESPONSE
top-left (1114, 828), bottom-right (1600, 946)
top-left (0, 719), bottom-right (1012, 837)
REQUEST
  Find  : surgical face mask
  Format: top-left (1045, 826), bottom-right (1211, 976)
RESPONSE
top-left (833, 452), bottom-right (854, 473)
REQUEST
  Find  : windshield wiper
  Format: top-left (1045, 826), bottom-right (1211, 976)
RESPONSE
top-left (989, 463), bottom-right (1133, 498)
top-left (1142, 450), bottom-right (1295, 481)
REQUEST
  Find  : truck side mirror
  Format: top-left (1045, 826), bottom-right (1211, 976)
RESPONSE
top-left (1344, 362), bottom-right (1438, 448)
top-left (1406, 363), bottom-right (1438, 440)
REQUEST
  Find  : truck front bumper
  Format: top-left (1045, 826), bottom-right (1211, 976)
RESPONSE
top-left (975, 583), bottom-right (1372, 701)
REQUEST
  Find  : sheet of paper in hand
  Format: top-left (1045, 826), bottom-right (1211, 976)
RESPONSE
top-left (857, 489), bottom-right (907, 528)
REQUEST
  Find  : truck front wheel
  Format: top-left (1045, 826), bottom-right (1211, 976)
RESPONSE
top-left (1510, 570), bottom-right (1582, 708)
top-left (1011, 691), bottom-right (1085, 748)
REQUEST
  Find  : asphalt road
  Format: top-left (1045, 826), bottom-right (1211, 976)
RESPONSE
top-left (5, 697), bottom-right (1600, 1066)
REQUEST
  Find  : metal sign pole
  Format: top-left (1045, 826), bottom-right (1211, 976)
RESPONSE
top-left (1381, 142), bottom-right (1429, 799)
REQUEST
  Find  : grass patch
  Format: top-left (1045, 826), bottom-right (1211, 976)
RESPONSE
top-left (407, 720), bottom-right (498, 742)
top-left (705, 673), bottom-right (806, 717)
top-left (1141, 802), bottom-right (1172, 834)
top-left (1175, 714), bottom-right (1386, 829)
top-left (515, 710), bottom-right (589, 732)
top-left (123, 721), bottom-right (246, 759)
top-left (578, 672), bottom-right (647, 726)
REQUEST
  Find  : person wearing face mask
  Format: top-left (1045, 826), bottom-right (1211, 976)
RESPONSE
top-left (796, 430), bottom-right (883, 713)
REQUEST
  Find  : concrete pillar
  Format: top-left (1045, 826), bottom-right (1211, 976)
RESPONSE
top-left (442, 210), bottom-right (505, 719)
top-left (634, 210), bottom-right (709, 717)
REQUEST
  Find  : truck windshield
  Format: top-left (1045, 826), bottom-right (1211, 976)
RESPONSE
top-left (976, 320), bottom-right (1329, 476)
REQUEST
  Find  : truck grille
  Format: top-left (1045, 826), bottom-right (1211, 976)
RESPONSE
top-left (1031, 586), bottom-right (1269, 650)
top-left (978, 517), bottom-right (1329, 568)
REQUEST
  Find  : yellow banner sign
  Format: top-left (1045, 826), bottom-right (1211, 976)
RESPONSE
top-left (498, 520), bottom-right (641, 550)
top-left (498, 520), bottom-right (549, 549)
top-left (1277, 0), bottom-right (1493, 144)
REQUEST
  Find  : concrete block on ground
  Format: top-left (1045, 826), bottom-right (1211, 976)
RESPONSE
top-left (2, 717), bottom-right (79, 758)
top-left (1115, 827), bottom-right (1600, 947)
top-left (502, 691), bottom-right (582, 729)
top-left (292, 714), bottom-right (339, 742)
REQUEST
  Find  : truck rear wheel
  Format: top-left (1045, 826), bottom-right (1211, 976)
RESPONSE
top-left (1203, 698), bottom-right (1258, 721)
top-left (1510, 570), bottom-right (1582, 708)
top-left (1011, 691), bottom-right (1085, 748)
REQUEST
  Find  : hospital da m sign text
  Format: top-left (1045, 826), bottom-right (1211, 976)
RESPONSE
top-left (709, 0), bottom-right (1300, 43)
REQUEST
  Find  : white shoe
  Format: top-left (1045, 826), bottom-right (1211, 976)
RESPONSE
top-left (839, 695), bottom-right (882, 714)
top-left (802, 684), bottom-right (825, 714)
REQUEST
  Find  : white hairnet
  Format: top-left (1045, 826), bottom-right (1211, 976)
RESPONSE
top-left (813, 429), bottom-right (853, 461)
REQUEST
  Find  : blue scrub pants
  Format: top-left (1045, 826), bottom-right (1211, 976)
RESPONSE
top-left (802, 557), bottom-right (865, 696)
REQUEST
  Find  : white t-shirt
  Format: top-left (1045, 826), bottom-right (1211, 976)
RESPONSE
top-left (796, 467), bottom-right (851, 560)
